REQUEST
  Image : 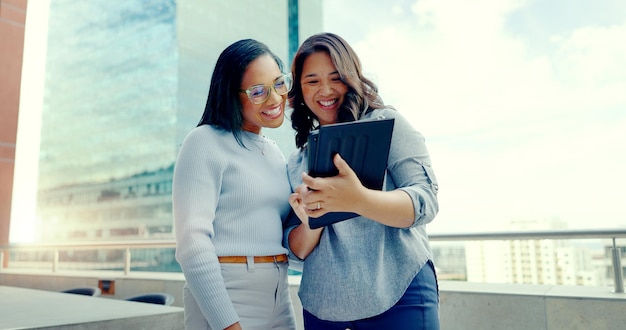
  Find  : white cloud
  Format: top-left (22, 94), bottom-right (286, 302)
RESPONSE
top-left (553, 24), bottom-right (626, 87)
top-left (325, 0), bottom-right (626, 231)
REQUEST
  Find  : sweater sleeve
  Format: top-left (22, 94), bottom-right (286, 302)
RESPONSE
top-left (173, 127), bottom-right (239, 329)
top-left (283, 150), bottom-right (307, 270)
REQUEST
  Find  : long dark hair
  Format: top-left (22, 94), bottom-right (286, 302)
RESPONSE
top-left (289, 32), bottom-right (387, 149)
top-left (197, 39), bottom-right (284, 146)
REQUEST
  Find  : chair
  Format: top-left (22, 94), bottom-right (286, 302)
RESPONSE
top-left (124, 292), bottom-right (175, 306)
top-left (61, 286), bottom-right (102, 296)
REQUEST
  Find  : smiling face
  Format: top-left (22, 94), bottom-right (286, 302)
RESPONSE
top-left (239, 54), bottom-right (287, 134)
top-left (300, 51), bottom-right (349, 126)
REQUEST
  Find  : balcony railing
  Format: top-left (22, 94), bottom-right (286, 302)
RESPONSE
top-left (429, 228), bottom-right (626, 293)
top-left (1, 229), bottom-right (625, 293)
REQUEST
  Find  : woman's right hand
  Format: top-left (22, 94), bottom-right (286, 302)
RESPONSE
top-left (289, 184), bottom-right (310, 226)
top-left (288, 184), bottom-right (324, 259)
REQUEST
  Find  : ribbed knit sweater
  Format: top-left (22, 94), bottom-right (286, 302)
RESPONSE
top-left (173, 125), bottom-right (291, 329)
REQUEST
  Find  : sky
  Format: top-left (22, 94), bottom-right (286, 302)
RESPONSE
top-left (322, 0), bottom-right (626, 233)
top-left (10, 0), bottom-right (626, 242)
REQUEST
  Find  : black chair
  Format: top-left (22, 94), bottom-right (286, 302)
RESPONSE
top-left (124, 292), bottom-right (174, 306)
top-left (61, 286), bottom-right (102, 297)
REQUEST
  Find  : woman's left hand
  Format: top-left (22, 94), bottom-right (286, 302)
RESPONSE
top-left (301, 153), bottom-right (367, 217)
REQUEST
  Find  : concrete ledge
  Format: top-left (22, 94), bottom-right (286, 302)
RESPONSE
top-left (3, 272), bottom-right (626, 330)
top-left (440, 281), bottom-right (626, 330)
top-left (0, 270), bottom-right (187, 308)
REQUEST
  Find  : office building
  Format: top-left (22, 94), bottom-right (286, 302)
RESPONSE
top-left (464, 219), bottom-right (610, 286)
top-left (34, 0), bottom-right (322, 241)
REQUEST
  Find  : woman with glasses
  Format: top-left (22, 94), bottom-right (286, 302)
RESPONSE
top-left (285, 32), bottom-right (441, 329)
top-left (173, 39), bottom-right (296, 330)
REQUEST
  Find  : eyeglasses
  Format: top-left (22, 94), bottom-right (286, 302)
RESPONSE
top-left (240, 75), bottom-right (293, 105)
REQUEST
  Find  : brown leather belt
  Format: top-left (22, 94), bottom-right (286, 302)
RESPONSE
top-left (217, 254), bottom-right (288, 264)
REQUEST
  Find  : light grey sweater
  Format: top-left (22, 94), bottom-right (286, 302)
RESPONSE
top-left (173, 125), bottom-right (291, 329)
top-left (285, 108), bottom-right (440, 321)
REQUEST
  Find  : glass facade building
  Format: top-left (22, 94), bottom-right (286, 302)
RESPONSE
top-left (35, 0), bottom-right (322, 242)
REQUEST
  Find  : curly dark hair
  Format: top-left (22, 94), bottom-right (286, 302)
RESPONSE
top-left (289, 32), bottom-right (388, 149)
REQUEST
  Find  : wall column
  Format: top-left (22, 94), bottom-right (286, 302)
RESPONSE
top-left (0, 0), bottom-right (28, 257)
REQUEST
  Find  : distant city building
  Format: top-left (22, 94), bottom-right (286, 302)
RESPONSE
top-left (465, 218), bottom-right (612, 286)
top-left (37, 165), bottom-right (174, 241)
top-left (431, 242), bottom-right (467, 281)
top-left (36, 0), bottom-right (322, 241)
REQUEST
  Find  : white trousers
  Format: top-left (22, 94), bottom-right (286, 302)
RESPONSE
top-left (183, 261), bottom-right (296, 329)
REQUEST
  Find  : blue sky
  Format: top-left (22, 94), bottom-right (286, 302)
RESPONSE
top-left (323, 0), bottom-right (626, 232)
top-left (10, 1), bottom-right (625, 242)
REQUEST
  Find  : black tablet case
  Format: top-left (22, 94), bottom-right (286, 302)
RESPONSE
top-left (306, 117), bottom-right (395, 228)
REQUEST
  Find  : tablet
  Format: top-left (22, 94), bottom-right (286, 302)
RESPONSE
top-left (306, 117), bottom-right (395, 228)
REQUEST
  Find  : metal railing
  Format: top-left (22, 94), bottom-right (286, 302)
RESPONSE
top-left (428, 229), bottom-right (626, 293)
top-left (0, 240), bottom-right (176, 275)
top-left (1, 229), bottom-right (624, 292)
